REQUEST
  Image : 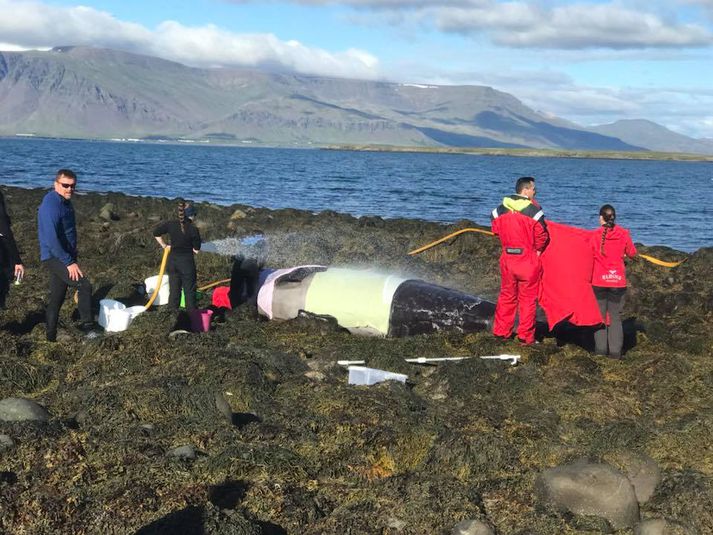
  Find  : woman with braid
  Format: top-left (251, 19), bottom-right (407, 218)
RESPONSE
top-left (589, 204), bottom-right (637, 359)
top-left (153, 200), bottom-right (201, 310)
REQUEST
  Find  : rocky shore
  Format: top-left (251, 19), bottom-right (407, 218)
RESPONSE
top-left (0, 186), bottom-right (711, 534)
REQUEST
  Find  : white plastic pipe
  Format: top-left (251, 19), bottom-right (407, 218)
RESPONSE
top-left (404, 356), bottom-right (471, 364)
top-left (339, 354), bottom-right (521, 367)
top-left (404, 354), bottom-right (520, 366)
top-left (479, 354), bottom-right (521, 365)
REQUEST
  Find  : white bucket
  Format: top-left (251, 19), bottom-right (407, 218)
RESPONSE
top-left (145, 275), bottom-right (170, 306)
top-left (347, 366), bottom-right (408, 386)
top-left (98, 299), bottom-right (130, 332)
top-left (98, 300), bottom-right (147, 332)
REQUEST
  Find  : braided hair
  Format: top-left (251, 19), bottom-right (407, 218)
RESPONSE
top-left (178, 200), bottom-right (187, 234)
top-left (599, 204), bottom-right (616, 256)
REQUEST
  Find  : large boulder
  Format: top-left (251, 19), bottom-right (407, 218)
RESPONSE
top-left (452, 519), bottom-right (494, 535)
top-left (99, 202), bottom-right (119, 221)
top-left (0, 434), bottom-right (15, 449)
top-left (605, 450), bottom-right (661, 504)
top-left (536, 460), bottom-right (640, 529)
top-left (167, 445), bottom-right (197, 460)
top-left (635, 518), bottom-right (691, 535)
top-left (0, 398), bottom-right (51, 422)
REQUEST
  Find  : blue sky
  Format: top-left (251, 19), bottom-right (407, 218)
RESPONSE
top-left (2, 0), bottom-right (713, 137)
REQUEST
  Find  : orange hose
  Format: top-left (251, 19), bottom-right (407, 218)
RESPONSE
top-left (637, 254), bottom-right (685, 268)
top-left (409, 227), bottom-right (685, 268)
top-left (145, 246), bottom-right (171, 309)
top-left (408, 227), bottom-right (494, 255)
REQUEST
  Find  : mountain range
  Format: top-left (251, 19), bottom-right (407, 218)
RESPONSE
top-left (1, 46), bottom-right (711, 155)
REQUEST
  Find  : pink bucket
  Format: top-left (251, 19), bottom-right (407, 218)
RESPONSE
top-left (189, 309), bottom-right (213, 333)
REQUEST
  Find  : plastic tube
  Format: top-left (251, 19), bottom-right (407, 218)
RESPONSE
top-left (145, 246), bottom-right (171, 309)
top-left (637, 254), bottom-right (685, 268)
top-left (409, 228), bottom-right (685, 268)
top-left (404, 354), bottom-right (520, 365)
top-left (408, 227), bottom-right (494, 255)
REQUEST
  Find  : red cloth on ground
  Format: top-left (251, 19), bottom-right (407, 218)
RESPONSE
top-left (539, 221), bottom-right (603, 329)
top-left (211, 286), bottom-right (232, 309)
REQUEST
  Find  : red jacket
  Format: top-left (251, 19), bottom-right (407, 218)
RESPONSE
top-left (491, 195), bottom-right (549, 255)
top-left (590, 225), bottom-right (637, 287)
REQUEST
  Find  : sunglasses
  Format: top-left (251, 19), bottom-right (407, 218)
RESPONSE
top-left (57, 182), bottom-right (76, 190)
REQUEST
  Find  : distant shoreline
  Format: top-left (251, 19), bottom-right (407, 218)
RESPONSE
top-left (322, 144), bottom-right (713, 162)
top-left (4, 135), bottom-right (713, 162)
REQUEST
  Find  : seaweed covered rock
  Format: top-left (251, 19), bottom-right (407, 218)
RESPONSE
top-left (634, 518), bottom-right (692, 535)
top-left (536, 460), bottom-right (640, 529)
top-left (604, 450), bottom-right (661, 504)
top-left (452, 519), bottom-right (495, 535)
top-left (0, 434), bottom-right (15, 449)
top-left (0, 397), bottom-right (51, 422)
top-left (99, 202), bottom-right (119, 221)
top-left (135, 503), bottom-right (261, 535)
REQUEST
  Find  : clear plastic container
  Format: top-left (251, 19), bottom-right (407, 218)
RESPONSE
top-left (347, 366), bottom-right (408, 386)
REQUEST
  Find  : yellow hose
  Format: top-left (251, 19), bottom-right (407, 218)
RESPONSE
top-left (198, 278), bottom-right (231, 292)
top-left (408, 228), bottom-right (494, 255)
top-left (409, 227), bottom-right (686, 268)
top-left (145, 246), bottom-right (171, 309)
top-left (143, 249), bottom-right (229, 307)
top-left (637, 254), bottom-right (686, 268)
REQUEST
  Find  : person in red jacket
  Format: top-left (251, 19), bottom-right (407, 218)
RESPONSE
top-left (590, 204), bottom-right (637, 358)
top-left (491, 177), bottom-right (549, 345)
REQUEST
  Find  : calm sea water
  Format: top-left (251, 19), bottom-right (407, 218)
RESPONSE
top-left (1, 138), bottom-right (711, 252)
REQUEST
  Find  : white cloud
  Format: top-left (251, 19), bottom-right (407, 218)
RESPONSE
top-left (0, 0), bottom-right (380, 78)
top-left (436, 3), bottom-right (712, 49)
top-left (0, 42), bottom-right (51, 52)
top-left (407, 66), bottom-right (574, 90)
top-left (148, 21), bottom-right (378, 77)
top-left (517, 84), bottom-right (713, 137)
top-left (230, 0), bottom-right (713, 49)
top-left (0, 1), bottom-right (153, 50)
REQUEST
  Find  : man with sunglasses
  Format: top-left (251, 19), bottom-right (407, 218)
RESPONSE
top-left (38, 169), bottom-right (96, 341)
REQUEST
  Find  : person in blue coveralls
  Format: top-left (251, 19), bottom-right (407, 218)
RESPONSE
top-left (37, 169), bottom-right (96, 342)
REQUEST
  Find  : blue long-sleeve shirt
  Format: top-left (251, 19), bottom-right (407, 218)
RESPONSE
top-left (38, 191), bottom-right (77, 265)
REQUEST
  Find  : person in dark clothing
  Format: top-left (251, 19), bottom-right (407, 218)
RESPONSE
top-left (229, 235), bottom-right (268, 310)
top-left (37, 169), bottom-right (95, 342)
top-left (589, 204), bottom-right (637, 359)
top-left (490, 176), bottom-right (549, 345)
top-left (153, 201), bottom-right (201, 311)
top-left (0, 189), bottom-right (25, 309)
top-left (229, 255), bottom-right (263, 318)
